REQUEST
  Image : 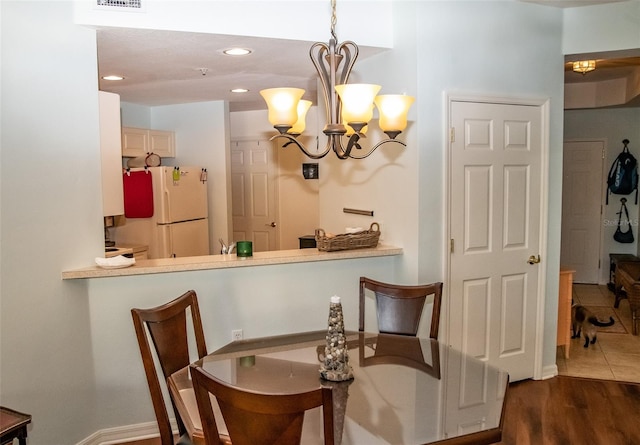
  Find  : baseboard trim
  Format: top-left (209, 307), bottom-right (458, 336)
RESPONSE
top-left (76, 420), bottom-right (178, 445)
top-left (541, 363), bottom-right (558, 380)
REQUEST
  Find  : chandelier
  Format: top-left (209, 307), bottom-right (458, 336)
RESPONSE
top-left (260, 0), bottom-right (415, 160)
top-left (572, 60), bottom-right (596, 75)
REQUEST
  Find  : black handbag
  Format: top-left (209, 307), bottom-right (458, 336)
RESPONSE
top-left (614, 198), bottom-right (634, 243)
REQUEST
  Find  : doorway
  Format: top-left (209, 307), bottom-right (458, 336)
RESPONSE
top-left (231, 140), bottom-right (279, 252)
top-left (561, 140), bottom-right (605, 283)
top-left (447, 97), bottom-right (548, 381)
top-left (230, 139), bottom-right (321, 251)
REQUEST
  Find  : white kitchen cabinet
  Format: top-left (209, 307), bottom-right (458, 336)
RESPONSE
top-left (122, 127), bottom-right (175, 158)
top-left (99, 91), bottom-right (124, 216)
top-left (149, 130), bottom-right (175, 157)
top-left (121, 127), bottom-right (147, 157)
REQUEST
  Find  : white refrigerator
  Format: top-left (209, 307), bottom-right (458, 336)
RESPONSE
top-left (119, 166), bottom-right (210, 258)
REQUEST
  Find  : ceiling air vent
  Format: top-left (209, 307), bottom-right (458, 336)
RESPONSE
top-left (97, 0), bottom-right (142, 9)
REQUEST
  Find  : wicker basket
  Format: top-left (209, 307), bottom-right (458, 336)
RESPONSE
top-left (315, 223), bottom-right (381, 252)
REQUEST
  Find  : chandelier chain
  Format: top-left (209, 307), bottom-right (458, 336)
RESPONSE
top-left (330, 0), bottom-right (337, 41)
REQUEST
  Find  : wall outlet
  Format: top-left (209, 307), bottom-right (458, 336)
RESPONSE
top-left (232, 329), bottom-right (243, 341)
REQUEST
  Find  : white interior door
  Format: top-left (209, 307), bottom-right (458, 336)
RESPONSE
top-left (561, 141), bottom-right (604, 284)
top-left (448, 99), bottom-right (544, 382)
top-left (231, 140), bottom-right (278, 251)
top-left (443, 348), bottom-right (508, 438)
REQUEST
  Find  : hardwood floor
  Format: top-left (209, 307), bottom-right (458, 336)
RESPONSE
top-left (497, 376), bottom-right (640, 445)
top-left (115, 439), bottom-right (160, 445)
top-left (115, 377), bottom-right (640, 445)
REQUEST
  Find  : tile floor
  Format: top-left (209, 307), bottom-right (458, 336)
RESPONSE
top-left (556, 283), bottom-right (640, 383)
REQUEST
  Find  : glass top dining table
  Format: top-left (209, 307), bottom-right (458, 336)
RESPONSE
top-left (168, 330), bottom-right (509, 445)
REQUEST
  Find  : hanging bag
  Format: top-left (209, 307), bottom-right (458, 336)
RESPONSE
top-left (613, 198), bottom-right (634, 243)
top-left (607, 139), bottom-right (638, 204)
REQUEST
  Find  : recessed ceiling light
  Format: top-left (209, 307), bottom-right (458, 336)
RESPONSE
top-left (223, 48), bottom-right (252, 56)
top-left (231, 88), bottom-right (249, 93)
top-left (102, 75), bottom-right (124, 81)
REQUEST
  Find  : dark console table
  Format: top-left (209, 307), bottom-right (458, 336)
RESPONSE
top-left (608, 253), bottom-right (640, 293)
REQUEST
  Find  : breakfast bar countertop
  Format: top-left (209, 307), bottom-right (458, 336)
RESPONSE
top-left (61, 244), bottom-right (403, 280)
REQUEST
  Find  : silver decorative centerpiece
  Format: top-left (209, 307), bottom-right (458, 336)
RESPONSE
top-left (320, 295), bottom-right (354, 382)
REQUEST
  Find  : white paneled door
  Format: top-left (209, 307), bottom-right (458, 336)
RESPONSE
top-left (231, 140), bottom-right (278, 252)
top-left (448, 100), bottom-right (545, 382)
top-left (561, 140), bottom-right (604, 284)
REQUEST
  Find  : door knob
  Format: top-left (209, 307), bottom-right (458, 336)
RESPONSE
top-left (265, 222), bottom-right (276, 227)
top-left (527, 255), bottom-right (541, 265)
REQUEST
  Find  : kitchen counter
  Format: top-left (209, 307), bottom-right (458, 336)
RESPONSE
top-left (62, 244), bottom-right (403, 279)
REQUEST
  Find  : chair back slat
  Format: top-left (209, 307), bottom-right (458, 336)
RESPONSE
top-left (147, 311), bottom-right (190, 379)
top-left (375, 291), bottom-right (426, 335)
top-left (360, 277), bottom-right (443, 338)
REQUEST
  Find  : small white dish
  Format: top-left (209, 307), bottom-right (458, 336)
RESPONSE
top-left (95, 255), bottom-right (136, 269)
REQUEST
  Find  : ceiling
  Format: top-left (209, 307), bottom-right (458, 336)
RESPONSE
top-left (564, 51), bottom-right (640, 107)
top-left (523, 0), bottom-right (625, 6)
top-left (564, 55), bottom-right (640, 84)
top-left (96, 1), bottom-right (640, 111)
top-left (96, 27), bottom-right (385, 112)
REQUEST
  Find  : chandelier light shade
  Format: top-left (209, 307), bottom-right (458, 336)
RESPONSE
top-left (572, 60), bottom-right (596, 75)
top-left (374, 95), bottom-right (416, 136)
top-left (335, 83), bottom-right (381, 128)
top-left (260, 0), bottom-right (414, 160)
top-left (289, 100), bottom-right (312, 135)
top-left (260, 87), bottom-right (306, 129)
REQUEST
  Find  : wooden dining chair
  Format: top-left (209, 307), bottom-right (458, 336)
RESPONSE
top-left (131, 290), bottom-right (215, 445)
top-left (359, 277), bottom-right (443, 338)
top-left (190, 363), bottom-right (335, 445)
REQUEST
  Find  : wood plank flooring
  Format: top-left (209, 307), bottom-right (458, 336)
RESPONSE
top-left (497, 376), bottom-right (640, 445)
top-left (115, 376), bottom-right (640, 445)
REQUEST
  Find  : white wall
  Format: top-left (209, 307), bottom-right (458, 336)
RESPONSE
top-left (562, 1), bottom-right (640, 55)
top-left (230, 108), bottom-right (322, 250)
top-left (86, 256), bottom-right (397, 428)
top-left (118, 101), bottom-right (232, 253)
top-left (318, 2), bottom-right (421, 285)
top-left (74, 0), bottom-right (394, 49)
top-left (2, 0), bottom-right (639, 443)
top-left (151, 101), bottom-right (232, 251)
top-left (414, 1), bottom-right (566, 370)
top-left (120, 102), bottom-right (151, 128)
top-left (277, 140), bottom-right (321, 249)
top-left (564, 107), bottom-right (640, 283)
top-left (565, 76), bottom-right (639, 109)
top-left (1, 2), bottom-right (104, 443)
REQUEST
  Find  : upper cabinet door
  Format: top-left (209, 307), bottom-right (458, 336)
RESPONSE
top-left (121, 127), bottom-right (148, 157)
top-left (122, 127), bottom-right (175, 158)
top-left (99, 91), bottom-right (124, 217)
top-left (149, 129), bottom-right (175, 157)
